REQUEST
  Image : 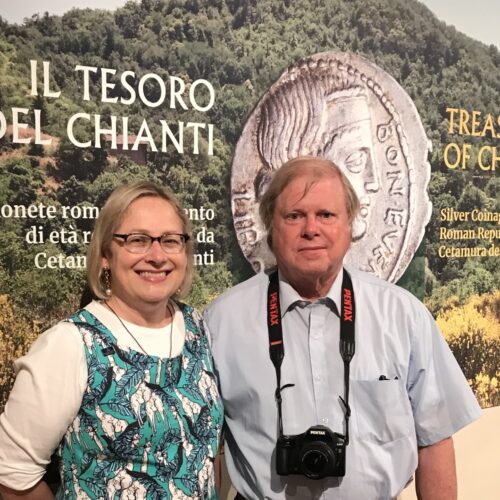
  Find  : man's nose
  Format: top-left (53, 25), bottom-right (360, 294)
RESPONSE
top-left (302, 214), bottom-right (319, 238)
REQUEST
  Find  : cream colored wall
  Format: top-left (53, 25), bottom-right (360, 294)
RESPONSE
top-left (400, 405), bottom-right (500, 500)
top-left (221, 406), bottom-right (500, 500)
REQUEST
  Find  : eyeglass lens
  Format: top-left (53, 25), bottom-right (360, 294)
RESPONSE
top-left (123, 234), bottom-right (186, 254)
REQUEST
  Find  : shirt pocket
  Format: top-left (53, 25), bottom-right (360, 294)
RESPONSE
top-left (352, 379), bottom-right (413, 443)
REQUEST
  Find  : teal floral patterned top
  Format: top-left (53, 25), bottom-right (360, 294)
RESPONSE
top-left (56, 303), bottom-right (224, 499)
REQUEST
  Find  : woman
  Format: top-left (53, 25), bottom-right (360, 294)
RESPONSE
top-left (0, 182), bottom-right (224, 499)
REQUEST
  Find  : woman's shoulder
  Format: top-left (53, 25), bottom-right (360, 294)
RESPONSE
top-left (31, 317), bottom-right (83, 352)
top-left (176, 301), bottom-right (206, 333)
top-left (31, 301), bottom-right (113, 356)
top-left (176, 301), bottom-right (197, 317)
top-left (65, 300), bottom-right (107, 324)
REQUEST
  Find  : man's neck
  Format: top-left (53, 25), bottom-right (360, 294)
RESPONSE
top-left (282, 268), bottom-right (342, 301)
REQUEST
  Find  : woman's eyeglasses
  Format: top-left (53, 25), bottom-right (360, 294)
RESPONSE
top-left (113, 233), bottom-right (190, 254)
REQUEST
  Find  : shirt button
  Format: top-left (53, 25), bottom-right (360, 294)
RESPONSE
top-left (314, 375), bottom-right (321, 381)
top-left (322, 417), bottom-right (329, 424)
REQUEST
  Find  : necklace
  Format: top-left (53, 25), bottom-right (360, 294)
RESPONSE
top-left (104, 301), bottom-right (175, 357)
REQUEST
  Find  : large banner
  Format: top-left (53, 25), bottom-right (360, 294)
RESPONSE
top-left (0, 0), bottom-right (498, 417)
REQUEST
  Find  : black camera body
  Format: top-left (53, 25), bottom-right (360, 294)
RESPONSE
top-left (276, 425), bottom-right (346, 479)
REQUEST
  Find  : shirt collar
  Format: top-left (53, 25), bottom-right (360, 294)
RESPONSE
top-left (277, 268), bottom-right (344, 318)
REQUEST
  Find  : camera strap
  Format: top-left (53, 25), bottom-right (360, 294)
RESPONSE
top-left (267, 268), bottom-right (355, 444)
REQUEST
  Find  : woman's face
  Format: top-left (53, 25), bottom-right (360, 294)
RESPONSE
top-left (102, 196), bottom-right (188, 313)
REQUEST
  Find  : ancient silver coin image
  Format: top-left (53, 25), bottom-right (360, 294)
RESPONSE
top-left (231, 51), bottom-right (432, 283)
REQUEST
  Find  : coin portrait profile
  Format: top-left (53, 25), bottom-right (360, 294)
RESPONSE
top-left (231, 51), bottom-right (432, 283)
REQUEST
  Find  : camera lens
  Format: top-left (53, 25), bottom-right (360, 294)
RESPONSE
top-left (300, 443), bottom-right (335, 479)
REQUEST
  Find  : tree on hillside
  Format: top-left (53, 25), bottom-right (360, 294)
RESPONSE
top-left (437, 291), bottom-right (500, 408)
top-left (0, 294), bottom-right (39, 411)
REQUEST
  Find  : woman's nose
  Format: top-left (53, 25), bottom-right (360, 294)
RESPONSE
top-left (146, 240), bottom-right (167, 261)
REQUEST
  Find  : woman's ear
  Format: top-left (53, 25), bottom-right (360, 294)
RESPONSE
top-left (101, 255), bottom-right (109, 269)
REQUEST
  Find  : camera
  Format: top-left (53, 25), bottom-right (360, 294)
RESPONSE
top-left (276, 425), bottom-right (346, 479)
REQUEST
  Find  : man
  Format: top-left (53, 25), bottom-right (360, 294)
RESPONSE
top-left (205, 156), bottom-right (481, 500)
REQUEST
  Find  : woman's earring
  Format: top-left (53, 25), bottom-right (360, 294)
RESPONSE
top-left (103, 268), bottom-right (112, 297)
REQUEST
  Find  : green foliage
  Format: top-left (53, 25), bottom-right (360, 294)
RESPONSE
top-left (12, 267), bottom-right (86, 328)
top-left (396, 255), bottom-right (425, 301)
top-left (0, 158), bottom-right (43, 205)
top-left (54, 139), bottom-right (109, 182)
top-left (56, 177), bottom-right (89, 206)
top-left (426, 260), bottom-right (496, 315)
top-left (186, 262), bottom-right (233, 310)
top-left (87, 162), bottom-right (155, 206)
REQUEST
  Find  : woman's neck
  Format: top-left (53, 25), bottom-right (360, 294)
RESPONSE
top-left (103, 296), bottom-right (173, 327)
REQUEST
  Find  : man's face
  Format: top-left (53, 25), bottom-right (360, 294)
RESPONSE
top-left (271, 173), bottom-right (352, 295)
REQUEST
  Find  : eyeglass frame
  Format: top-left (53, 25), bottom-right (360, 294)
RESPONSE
top-left (113, 232), bottom-right (190, 254)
